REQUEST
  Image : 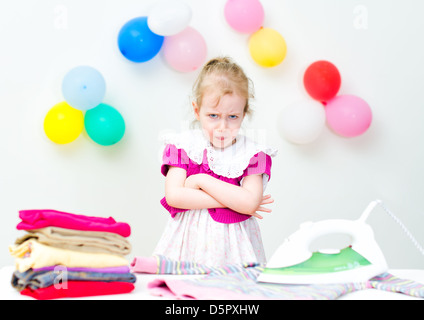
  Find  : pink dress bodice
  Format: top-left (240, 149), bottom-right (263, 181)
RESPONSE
top-left (160, 144), bottom-right (273, 224)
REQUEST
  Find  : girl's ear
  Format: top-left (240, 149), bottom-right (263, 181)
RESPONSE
top-left (192, 101), bottom-right (200, 121)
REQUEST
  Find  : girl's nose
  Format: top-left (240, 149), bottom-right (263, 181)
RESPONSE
top-left (217, 119), bottom-right (227, 130)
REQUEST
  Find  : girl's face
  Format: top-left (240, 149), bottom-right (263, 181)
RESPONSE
top-left (193, 89), bottom-right (246, 149)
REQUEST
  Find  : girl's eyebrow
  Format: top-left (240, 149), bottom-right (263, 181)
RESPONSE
top-left (207, 111), bottom-right (242, 116)
top-left (202, 104), bottom-right (243, 115)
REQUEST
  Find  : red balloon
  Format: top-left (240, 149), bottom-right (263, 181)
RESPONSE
top-left (303, 61), bottom-right (341, 102)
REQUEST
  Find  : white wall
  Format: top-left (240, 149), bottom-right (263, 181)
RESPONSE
top-left (1, 0), bottom-right (423, 269)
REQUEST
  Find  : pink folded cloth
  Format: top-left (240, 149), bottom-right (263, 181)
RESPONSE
top-left (17, 209), bottom-right (131, 238)
top-left (130, 256), bottom-right (158, 274)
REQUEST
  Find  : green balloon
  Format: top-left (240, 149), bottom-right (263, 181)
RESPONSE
top-left (84, 103), bottom-right (125, 146)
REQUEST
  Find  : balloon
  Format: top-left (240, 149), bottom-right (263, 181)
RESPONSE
top-left (84, 103), bottom-right (126, 146)
top-left (248, 28), bottom-right (287, 68)
top-left (325, 95), bottom-right (372, 137)
top-left (44, 101), bottom-right (84, 144)
top-left (118, 16), bottom-right (164, 63)
top-left (304, 60), bottom-right (341, 102)
top-left (147, 0), bottom-right (192, 36)
top-left (224, 0), bottom-right (264, 34)
top-left (163, 27), bottom-right (207, 72)
top-left (62, 66), bottom-right (106, 111)
top-left (278, 100), bottom-right (326, 144)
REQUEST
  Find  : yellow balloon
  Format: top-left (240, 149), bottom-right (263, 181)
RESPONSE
top-left (44, 101), bottom-right (84, 144)
top-left (248, 27), bottom-right (287, 68)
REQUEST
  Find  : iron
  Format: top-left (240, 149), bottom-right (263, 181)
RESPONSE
top-left (257, 200), bottom-right (388, 285)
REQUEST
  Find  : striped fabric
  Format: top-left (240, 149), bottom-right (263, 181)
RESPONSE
top-left (155, 255), bottom-right (261, 276)
top-left (368, 273), bottom-right (424, 298)
top-left (143, 255), bottom-right (424, 300)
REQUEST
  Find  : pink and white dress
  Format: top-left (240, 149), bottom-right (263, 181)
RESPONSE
top-left (153, 130), bottom-right (277, 266)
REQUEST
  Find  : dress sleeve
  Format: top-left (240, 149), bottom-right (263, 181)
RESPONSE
top-left (161, 144), bottom-right (190, 176)
top-left (239, 152), bottom-right (273, 192)
top-left (241, 152), bottom-right (272, 181)
top-left (160, 144), bottom-right (190, 217)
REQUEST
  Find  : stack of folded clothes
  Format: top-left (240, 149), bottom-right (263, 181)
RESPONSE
top-left (9, 209), bottom-right (136, 300)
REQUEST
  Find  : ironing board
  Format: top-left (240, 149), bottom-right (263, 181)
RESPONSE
top-left (0, 265), bottom-right (423, 300)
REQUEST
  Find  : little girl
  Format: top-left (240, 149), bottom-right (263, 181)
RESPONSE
top-left (153, 57), bottom-right (277, 266)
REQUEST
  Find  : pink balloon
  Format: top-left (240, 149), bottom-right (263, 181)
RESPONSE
top-left (163, 27), bottom-right (207, 72)
top-left (325, 95), bottom-right (372, 137)
top-left (224, 0), bottom-right (264, 33)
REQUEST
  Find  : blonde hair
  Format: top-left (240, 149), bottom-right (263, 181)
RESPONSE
top-left (192, 57), bottom-right (254, 117)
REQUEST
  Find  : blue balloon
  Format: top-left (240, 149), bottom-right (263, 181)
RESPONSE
top-left (118, 16), bottom-right (164, 63)
top-left (84, 103), bottom-right (126, 146)
top-left (62, 66), bottom-right (106, 111)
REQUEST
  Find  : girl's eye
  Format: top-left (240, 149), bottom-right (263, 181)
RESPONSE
top-left (209, 114), bottom-right (218, 119)
top-left (229, 115), bottom-right (238, 120)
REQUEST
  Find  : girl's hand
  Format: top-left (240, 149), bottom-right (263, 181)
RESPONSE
top-left (250, 194), bottom-right (274, 219)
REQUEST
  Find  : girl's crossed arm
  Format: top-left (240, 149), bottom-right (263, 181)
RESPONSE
top-left (165, 166), bottom-right (226, 210)
top-left (185, 173), bottom-right (272, 218)
top-left (164, 167), bottom-right (273, 218)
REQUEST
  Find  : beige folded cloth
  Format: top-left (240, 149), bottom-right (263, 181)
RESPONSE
top-left (14, 227), bottom-right (131, 256)
top-left (9, 239), bottom-right (129, 272)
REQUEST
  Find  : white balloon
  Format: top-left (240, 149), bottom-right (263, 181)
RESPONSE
top-left (147, 0), bottom-right (192, 36)
top-left (278, 100), bottom-right (326, 144)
